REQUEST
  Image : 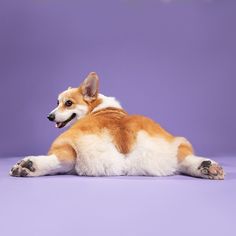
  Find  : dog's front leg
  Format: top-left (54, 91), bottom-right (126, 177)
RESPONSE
top-left (10, 144), bottom-right (76, 177)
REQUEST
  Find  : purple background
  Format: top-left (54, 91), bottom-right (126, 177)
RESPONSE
top-left (0, 0), bottom-right (236, 157)
top-left (0, 156), bottom-right (235, 236)
top-left (1, 2), bottom-right (236, 236)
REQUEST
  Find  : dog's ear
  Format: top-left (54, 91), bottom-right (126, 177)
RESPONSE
top-left (67, 86), bottom-right (72, 90)
top-left (81, 72), bottom-right (99, 102)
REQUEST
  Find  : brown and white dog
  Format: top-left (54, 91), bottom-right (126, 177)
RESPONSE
top-left (10, 72), bottom-right (224, 179)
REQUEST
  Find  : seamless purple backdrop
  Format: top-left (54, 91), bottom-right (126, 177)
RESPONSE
top-left (0, 0), bottom-right (235, 157)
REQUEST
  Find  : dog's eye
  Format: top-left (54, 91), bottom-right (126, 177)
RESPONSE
top-left (57, 100), bottom-right (59, 106)
top-left (65, 100), bottom-right (73, 107)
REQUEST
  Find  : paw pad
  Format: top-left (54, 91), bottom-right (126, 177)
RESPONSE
top-left (198, 160), bottom-right (224, 180)
top-left (10, 159), bottom-right (35, 177)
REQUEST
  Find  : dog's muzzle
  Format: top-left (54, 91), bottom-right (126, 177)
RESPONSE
top-left (47, 113), bottom-right (77, 129)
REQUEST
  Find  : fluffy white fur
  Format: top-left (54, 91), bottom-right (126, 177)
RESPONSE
top-left (75, 130), bottom-right (179, 176)
top-left (9, 155), bottom-right (73, 177)
top-left (92, 94), bottom-right (122, 113)
top-left (178, 155), bottom-right (213, 177)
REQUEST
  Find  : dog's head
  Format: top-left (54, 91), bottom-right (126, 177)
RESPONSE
top-left (48, 72), bottom-right (100, 128)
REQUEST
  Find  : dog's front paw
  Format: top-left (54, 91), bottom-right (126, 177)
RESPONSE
top-left (198, 160), bottom-right (225, 180)
top-left (10, 157), bottom-right (36, 177)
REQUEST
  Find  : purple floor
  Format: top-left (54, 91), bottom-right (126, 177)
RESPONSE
top-left (0, 156), bottom-right (236, 236)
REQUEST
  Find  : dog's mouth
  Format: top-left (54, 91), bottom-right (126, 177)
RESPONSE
top-left (55, 113), bottom-right (76, 128)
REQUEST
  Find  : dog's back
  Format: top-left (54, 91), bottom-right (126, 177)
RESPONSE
top-left (55, 108), bottom-right (186, 176)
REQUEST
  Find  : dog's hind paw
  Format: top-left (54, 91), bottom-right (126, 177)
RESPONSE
top-left (198, 160), bottom-right (225, 180)
top-left (10, 159), bottom-right (36, 177)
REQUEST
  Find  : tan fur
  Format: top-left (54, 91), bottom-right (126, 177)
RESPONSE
top-left (50, 107), bottom-right (175, 155)
top-left (177, 143), bottom-right (194, 162)
top-left (48, 142), bottom-right (76, 163)
top-left (58, 87), bottom-right (102, 114)
top-left (85, 96), bottom-right (102, 113)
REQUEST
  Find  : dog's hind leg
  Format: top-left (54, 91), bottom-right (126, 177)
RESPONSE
top-left (177, 143), bottom-right (224, 180)
top-left (10, 143), bottom-right (76, 177)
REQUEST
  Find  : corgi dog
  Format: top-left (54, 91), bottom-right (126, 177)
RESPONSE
top-left (10, 72), bottom-right (224, 179)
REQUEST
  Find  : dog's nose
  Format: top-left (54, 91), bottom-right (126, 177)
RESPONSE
top-left (47, 113), bottom-right (55, 121)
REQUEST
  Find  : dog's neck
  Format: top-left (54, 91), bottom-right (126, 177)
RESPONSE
top-left (92, 94), bottom-right (122, 113)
